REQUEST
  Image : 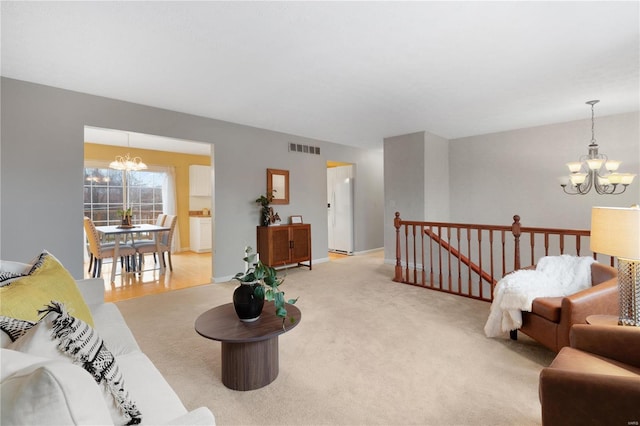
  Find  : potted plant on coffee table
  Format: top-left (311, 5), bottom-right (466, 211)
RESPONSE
top-left (233, 246), bottom-right (298, 326)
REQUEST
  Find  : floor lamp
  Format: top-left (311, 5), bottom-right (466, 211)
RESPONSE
top-left (590, 206), bottom-right (640, 326)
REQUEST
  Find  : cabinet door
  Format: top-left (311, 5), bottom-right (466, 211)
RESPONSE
top-left (269, 227), bottom-right (291, 266)
top-left (190, 218), bottom-right (201, 252)
top-left (189, 165), bottom-right (211, 196)
top-left (200, 219), bottom-right (212, 250)
top-left (290, 225), bottom-right (311, 263)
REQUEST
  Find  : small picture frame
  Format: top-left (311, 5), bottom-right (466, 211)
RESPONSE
top-left (290, 215), bottom-right (303, 224)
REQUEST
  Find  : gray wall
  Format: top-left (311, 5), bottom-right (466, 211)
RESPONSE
top-left (449, 112), bottom-right (640, 229)
top-left (0, 78), bottom-right (384, 280)
top-left (424, 131), bottom-right (450, 221)
top-left (383, 132), bottom-right (426, 262)
top-left (383, 130), bottom-right (451, 262)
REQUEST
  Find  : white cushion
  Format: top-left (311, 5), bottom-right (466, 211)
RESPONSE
top-left (116, 351), bottom-right (188, 424)
top-left (90, 303), bottom-right (141, 355)
top-left (0, 349), bottom-right (113, 425)
top-left (76, 278), bottom-right (106, 305)
top-left (0, 332), bottom-right (10, 348)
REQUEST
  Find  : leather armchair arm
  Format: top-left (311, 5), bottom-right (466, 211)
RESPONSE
top-left (562, 278), bottom-right (618, 318)
top-left (555, 280), bottom-right (618, 348)
top-left (539, 367), bottom-right (640, 426)
top-left (570, 324), bottom-right (640, 368)
top-left (561, 278), bottom-right (618, 324)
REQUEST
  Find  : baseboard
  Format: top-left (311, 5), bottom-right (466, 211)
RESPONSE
top-left (354, 247), bottom-right (384, 256)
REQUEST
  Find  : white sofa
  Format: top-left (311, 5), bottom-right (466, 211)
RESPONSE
top-left (1, 260), bottom-right (215, 425)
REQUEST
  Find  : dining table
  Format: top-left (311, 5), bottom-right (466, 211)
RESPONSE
top-left (95, 223), bottom-right (172, 283)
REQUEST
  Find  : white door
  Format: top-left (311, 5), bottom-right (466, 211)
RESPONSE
top-left (327, 167), bottom-right (336, 250)
top-left (327, 165), bottom-right (353, 254)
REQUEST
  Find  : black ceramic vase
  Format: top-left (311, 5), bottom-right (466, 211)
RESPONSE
top-left (232, 282), bottom-right (264, 322)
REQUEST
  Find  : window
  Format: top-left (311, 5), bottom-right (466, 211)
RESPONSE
top-left (84, 167), bottom-right (165, 227)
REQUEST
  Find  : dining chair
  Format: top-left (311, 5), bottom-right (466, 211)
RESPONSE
top-left (135, 214), bottom-right (177, 272)
top-left (86, 229), bottom-right (117, 275)
top-left (134, 214), bottom-right (167, 253)
top-left (83, 217), bottom-right (137, 278)
top-left (134, 214), bottom-right (166, 265)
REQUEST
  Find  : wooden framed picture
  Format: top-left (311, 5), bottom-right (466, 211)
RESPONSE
top-left (267, 168), bottom-right (289, 205)
top-left (290, 215), bottom-right (303, 224)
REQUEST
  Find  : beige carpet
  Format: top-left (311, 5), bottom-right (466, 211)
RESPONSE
top-left (116, 251), bottom-right (555, 426)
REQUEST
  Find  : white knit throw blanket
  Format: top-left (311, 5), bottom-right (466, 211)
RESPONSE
top-left (484, 255), bottom-right (595, 337)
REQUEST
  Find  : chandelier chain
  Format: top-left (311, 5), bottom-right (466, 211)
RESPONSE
top-left (590, 102), bottom-right (596, 144)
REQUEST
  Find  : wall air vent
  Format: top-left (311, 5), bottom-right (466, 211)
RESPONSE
top-left (289, 142), bottom-right (320, 155)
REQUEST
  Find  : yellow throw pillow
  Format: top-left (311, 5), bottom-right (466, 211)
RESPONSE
top-left (0, 252), bottom-right (94, 327)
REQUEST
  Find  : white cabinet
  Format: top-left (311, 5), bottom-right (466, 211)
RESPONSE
top-left (190, 217), bottom-right (212, 253)
top-left (189, 165), bottom-right (211, 196)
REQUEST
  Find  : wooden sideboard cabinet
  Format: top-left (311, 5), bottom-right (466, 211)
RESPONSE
top-left (256, 224), bottom-right (312, 270)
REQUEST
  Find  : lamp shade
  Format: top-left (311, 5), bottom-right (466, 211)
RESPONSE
top-left (590, 206), bottom-right (640, 260)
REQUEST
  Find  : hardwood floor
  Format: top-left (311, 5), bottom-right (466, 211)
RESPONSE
top-left (328, 251), bottom-right (350, 260)
top-left (85, 251), bottom-right (213, 303)
top-left (90, 250), bottom-right (350, 303)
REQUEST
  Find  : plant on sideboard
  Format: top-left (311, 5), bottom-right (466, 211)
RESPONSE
top-left (255, 191), bottom-right (275, 226)
top-left (233, 246), bottom-right (298, 326)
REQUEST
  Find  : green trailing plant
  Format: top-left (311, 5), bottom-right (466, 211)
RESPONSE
top-left (233, 246), bottom-right (298, 325)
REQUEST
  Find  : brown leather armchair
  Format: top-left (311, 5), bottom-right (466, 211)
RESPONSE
top-left (511, 262), bottom-right (618, 352)
top-left (539, 324), bottom-right (640, 426)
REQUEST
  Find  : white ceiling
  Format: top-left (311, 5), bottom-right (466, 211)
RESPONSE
top-left (2, 1), bottom-right (639, 150)
top-left (84, 127), bottom-right (212, 156)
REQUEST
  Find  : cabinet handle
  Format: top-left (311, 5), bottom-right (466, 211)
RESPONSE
top-left (289, 240), bottom-right (294, 249)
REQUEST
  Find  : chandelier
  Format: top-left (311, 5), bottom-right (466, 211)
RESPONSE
top-left (108, 133), bottom-right (147, 171)
top-left (560, 100), bottom-right (635, 195)
top-left (109, 153), bottom-right (148, 171)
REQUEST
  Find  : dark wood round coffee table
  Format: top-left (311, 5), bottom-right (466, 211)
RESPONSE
top-left (194, 302), bottom-right (301, 391)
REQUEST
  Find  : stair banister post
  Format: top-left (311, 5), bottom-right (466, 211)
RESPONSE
top-left (394, 212), bottom-right (403, 282)
top-left (512, 215), bottom-right (522, 271)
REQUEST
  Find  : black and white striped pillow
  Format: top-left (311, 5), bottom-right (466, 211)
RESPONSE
top-left (39, 302), bottom-right (142, 425)
top-left (0, 250), bottom-right (49, 287)
top-left (0, 271), bottom-right (26, 287)
top-left (0, 316), bottom-right (36, 341)
top-left (5, 302), bottom-right (142, 425)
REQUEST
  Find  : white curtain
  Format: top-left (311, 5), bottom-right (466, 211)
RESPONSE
top-left (162, 166), bottom-right (180, 253)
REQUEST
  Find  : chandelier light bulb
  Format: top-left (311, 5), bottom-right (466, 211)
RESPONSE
top-left (605, 160), bottom-right (621, 171)
top-left (621, 174), bottom-right (637, 185)
top-left (570, 173), bottom-right (588, 185)
top-left (586, 159), bottom-right (604, 170)
top-left (566, 162), bottom-right (583, 173)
